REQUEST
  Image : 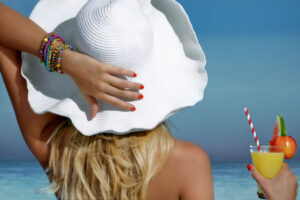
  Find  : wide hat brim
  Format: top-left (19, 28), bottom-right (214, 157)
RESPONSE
top-left (21, 0), bottom-right (208, 136)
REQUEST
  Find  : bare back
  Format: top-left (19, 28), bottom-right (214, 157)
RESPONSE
top-left (45, 121), bottom-right (214, 200)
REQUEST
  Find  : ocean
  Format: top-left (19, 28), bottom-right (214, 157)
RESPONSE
top-left (0, 160), bottom-right (299, 200)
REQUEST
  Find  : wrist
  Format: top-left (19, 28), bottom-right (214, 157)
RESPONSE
top-left (39, 32), bottom-right (72, 74)
top-left (60, 49), bottom-right (75, 75)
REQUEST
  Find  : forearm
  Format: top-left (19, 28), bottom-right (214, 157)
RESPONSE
top-left (0, 3), bottom-right (76, 76)
top-left (0, 45), bottom-right (65, 168)
top-left (0, 2), bottom-right (46, 57)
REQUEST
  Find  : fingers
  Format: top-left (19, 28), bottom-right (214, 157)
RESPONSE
top-left (106, 73), bottom-right (144, 91)
top-left (99, 93), bottom-right (135, 111)
top-left (106, 65), bottom-right (137, 77)
top-left (84, 63), bottom-right (142, 112)
top-left (248, 164), bottom-right (268, 186)
top-left (83, 94), bottom-right (99, 120)
top-left (104, 83), bottom-right (143, 100)
top-left (283, 163), bottom-right (299, 198)
top-left (283, 163), bottom-right (298, 186)
top-left (280, 163), bottom-right (294, 177)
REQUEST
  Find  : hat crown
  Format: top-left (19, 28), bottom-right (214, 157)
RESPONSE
top-left (74, 0), bottom-right (154, 70)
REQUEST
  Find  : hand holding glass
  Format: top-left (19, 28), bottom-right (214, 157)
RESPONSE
top-left (250, 145), bottom-right (284, 199)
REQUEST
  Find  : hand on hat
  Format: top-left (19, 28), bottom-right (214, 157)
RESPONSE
top-left (248, 163), bottom-right (298, 200)
top-left (61, 49), bottom-right (144, 119)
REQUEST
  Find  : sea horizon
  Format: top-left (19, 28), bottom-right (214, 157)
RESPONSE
top-left (0, 159), bottom-right (299, 200)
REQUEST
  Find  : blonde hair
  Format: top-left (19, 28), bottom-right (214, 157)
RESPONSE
top-left (46, 119), bottom-right (175, 200)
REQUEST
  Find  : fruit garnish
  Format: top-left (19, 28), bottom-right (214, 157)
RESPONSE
top-left (269, 114), bottom-right (297, 159)
top-left (273, 114), bottom-right (287, 137)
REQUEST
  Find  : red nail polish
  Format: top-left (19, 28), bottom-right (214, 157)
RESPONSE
top-left (138, 94), bottom-right (143, 99)
top-left (247, 164), bottom-right (252, 171)
top-left (133, 73), bottom-right (137, 77)
top-left (131, 107), bottom-right (136, 111)
top-left (140, 85), bottom-right (144, 90)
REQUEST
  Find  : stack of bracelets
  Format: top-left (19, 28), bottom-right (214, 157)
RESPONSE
top-left (39, 32), bottom-right (73, 74)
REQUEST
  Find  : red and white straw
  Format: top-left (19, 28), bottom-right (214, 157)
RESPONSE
top-left (244, 107), bottom-right (261, 152)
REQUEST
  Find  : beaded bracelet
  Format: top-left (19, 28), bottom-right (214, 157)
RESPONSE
top-left (50, 42), bottom-right (64, 71)
top-left (44, 38), bottom-right (64, 71)
top-left (54, 43), bottom-right (73, 74)
top-left (39, 33), bottom-right (52, 64)
top-left (40, 33), bottom-right (65, 65)
top-left (39, 32), bottom-right (72, 74)
top-left (45, 38), bottom-right (64, 72)
top-left (50, 43), bottom-right (65, 73)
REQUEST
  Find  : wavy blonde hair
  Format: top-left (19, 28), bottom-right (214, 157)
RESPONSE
top-left (46, 118), bottom-right (175, 200)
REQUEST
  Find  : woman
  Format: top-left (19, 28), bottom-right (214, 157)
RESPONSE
top-left (0, 2), bottom-right (298, 200)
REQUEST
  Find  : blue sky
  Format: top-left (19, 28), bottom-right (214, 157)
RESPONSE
top-left (0, 0), bottom-right (299, 162)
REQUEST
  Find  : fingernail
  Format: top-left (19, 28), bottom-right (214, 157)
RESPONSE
top-left (133, 73), bottom-right (137, 77)
top-left (139, 85), bottom-right (144, 90)
top-left (247, 164), bottom-right (252, 171)
top-left (131, 107), bottom-right (136, 111)
top-left (138, 94), bottom-right (143, 99)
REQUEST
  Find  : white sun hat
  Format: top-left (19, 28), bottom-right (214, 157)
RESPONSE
top-left (21, 0), bottom-right (208, 136)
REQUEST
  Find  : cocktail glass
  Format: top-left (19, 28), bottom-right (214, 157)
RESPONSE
top-left (250, 145), bottom-right (284, 199)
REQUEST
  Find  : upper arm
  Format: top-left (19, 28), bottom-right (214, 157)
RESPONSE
top-left (0, 45), bottom-right (64, 168)
top-left (177, 142), bottom-right (214, 200)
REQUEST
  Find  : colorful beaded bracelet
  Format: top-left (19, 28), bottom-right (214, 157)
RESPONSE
top-left (39, 33), bottom-right (52, 63)
top-left (44, 38), bottom-right (64, 70)
top-left (45, 38), bottom-right (64, 72)
top-left (54, 43), bottom-right (73, 74)
top-left (40, 33), bottom-right (64, 64)
top-left (39, 32), bottom-right (72, 74)
top-left (50, 42), bottom-right (64, 71)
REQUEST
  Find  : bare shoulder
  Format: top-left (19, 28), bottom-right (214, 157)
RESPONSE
top-left (171, 139), bottom-right (214, 200)
top-left (173, 139), bottom-right (211, 164)
top-left (147, 139), bottom-right (213, 200)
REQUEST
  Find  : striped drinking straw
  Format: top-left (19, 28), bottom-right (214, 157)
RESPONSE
top-left (244, 107), bottom-right (261, 152)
